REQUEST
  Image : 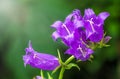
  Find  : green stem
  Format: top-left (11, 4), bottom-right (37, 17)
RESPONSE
top-left (58, 67), bottom-right (65, 79)
top-left (58, 55), bottom-right (74, 79)
top-left (65, 55), bottom-right (74, 64)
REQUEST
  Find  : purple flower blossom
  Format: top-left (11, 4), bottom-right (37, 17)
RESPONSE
top-left (51, 9), bottom-right (83, 46)
top-left (35, 76), bottom-right (42, 79)
top-left (66, 43), bottom-right (93, 61)
top-left (51, 8), bottom-right (110, 61)
top-left (83, 8), bottom-right (110, 42)
top-left (23, 41), bottom-right (60, 70)
top-left (66, 28), bottom-right (94, 61)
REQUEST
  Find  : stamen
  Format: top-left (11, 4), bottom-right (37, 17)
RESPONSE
top-left (77, 45), bottom-right (86, 57)
top-left (62, 24), bottom-right (71, 35)
top-left (87, 18), bottom-right (95, 32)
top-left (80, 38), bottom-right (89, 48)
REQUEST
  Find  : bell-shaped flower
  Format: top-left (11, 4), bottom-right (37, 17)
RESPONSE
top-left (23, 41), bottom-right (60, 70)
top-left (66, 40), bottom-right (93, 61)
top-left (65, 28), bottom-right (94, 61)
top-left (83, 8), bottom-right (110, 42)
top-left (51, 9), bottom-right (83, 46)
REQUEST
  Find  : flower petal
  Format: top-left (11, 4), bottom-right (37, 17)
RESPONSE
top-left (72, 9), bottom-right (82, 19)
top-left (89, 31), bottom-right (103, 42)
top-left (51, 21), bottom-right (62, 29)
top-left (64, 13), bottom-right (73, 23)
top-left (25, 41), bottom-right (34, 54)
top-left (23, 55), bottom-right (30, 67)
top-left (84, 8), bottom-right (95, 19)
top-left (98, 12), bottom-right (110, 21)
top-left (74, 20), bottom-right (84, 28)
top-left (52, 31), bottom-right (60, 41)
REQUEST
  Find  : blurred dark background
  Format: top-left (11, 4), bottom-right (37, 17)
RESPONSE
top-left (0, 0), bottom-right (120, 79)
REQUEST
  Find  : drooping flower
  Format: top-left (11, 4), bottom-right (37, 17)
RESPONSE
top-left (51, 9), bottom-right (83, 46)
top-left (83, 8), bottom-right (110, 42)
top-left (66, 28), bottom-right (94, 61)
top-left (23, 41), bottom-right (60, 70)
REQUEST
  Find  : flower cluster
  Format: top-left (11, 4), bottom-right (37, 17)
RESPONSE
top-left (51, 8), bottom-right (110, 61)
top-left (23, 8), bottom-right (111, 79)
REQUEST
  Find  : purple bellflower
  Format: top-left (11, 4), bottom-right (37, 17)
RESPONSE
top-left (34, 76), bottom-right (42, 79)
top-left (51, 8), bottom-right (110, 61)
top-left (66, 28), bottom-right (94, 61)
top-left (23, 41), bottom-right (60, 70)
top-left (83, 8), bottom-right (110, 42)
top-left (66, 42), bottom-right (93, 61)
top-left (51, 9), bottom-right (83, 46)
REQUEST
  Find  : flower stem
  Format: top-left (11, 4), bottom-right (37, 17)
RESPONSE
top-left (58, 55), bottom-right (74, 79)
top-left (65, 55), bottom-right (74, 64)
top-left (58, 67), bottom-right (65, 79)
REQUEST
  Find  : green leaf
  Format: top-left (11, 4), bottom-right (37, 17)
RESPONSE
top-left (52, 49), bottom-right (62, 75)
top-left (47, 73), bottom-right (53, 79)
top-left (57, 49), bottom-right (63, 64)
top-left (103, 44), bottom-right (110, 47)
top-left (65, 63), bottom-right (80, 71)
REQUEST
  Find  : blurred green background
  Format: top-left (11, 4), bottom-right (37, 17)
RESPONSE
top-left (0, 0), bottom-right (120, 79)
